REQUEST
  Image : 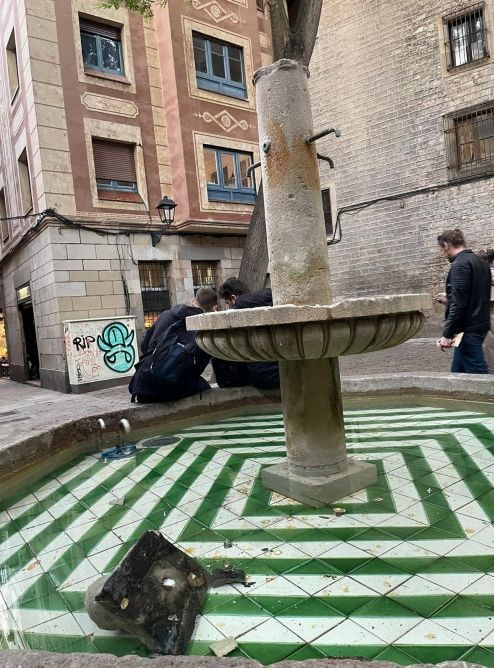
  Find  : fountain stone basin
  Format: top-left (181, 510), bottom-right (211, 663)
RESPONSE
top-left (187, 294), bottom-right (432, 362)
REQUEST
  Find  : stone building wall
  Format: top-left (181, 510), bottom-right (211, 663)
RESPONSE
top-left (311, 0), bottom-right (494, 313)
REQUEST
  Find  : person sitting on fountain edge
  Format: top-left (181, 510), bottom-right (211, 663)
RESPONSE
top-left (213, 277), bottom-right (280, 390)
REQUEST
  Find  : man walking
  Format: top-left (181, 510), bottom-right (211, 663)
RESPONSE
top-left (436, 229), bottom-right (491, 373)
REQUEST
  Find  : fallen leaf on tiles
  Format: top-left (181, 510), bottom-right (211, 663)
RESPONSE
top-left (109, 497), bottom-right (125, 506)
top-left (27, 560), bottom-right (41, 571)
top-left (333, 507), bottom-right (346, 516)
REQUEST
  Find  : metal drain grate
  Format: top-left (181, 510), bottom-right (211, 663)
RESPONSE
top-left (140, 436), bottom-right (181, 449)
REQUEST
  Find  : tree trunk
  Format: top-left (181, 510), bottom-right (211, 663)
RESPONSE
top-left (238, 0), bottom-right (323, 291)
top-left (238, 183), bottom-right (268, 290)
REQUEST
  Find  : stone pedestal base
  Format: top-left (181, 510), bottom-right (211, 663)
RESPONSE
top-left (261, 459), bottom-right (378, 508)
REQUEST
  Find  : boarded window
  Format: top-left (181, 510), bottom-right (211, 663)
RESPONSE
top-left (92, 139), bottom-right (137, 191)
top-left (18, 150), bottom-right (33, 215)
top-left (139, 262), bottom-right (171, 329)
top-left (6, 30), bottom-right (19, 99)
top-left (444, 103), bottom-right (494, 180)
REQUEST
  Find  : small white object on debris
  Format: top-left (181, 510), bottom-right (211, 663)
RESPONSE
top-left (209, 636), bottom-right (238, 657)
top-left (109, 497), bottom-right (125, 506)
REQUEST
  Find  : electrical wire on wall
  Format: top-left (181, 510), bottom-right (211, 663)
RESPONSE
top-left (327, 171), bottom-right (494, 246)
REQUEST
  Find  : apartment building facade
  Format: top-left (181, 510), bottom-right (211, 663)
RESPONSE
top-left (0, 0), bottom-right (271, 391)
top-left (311, 0), bottom-right (494, 322)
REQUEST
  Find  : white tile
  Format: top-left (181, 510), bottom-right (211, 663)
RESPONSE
top-left (58, 559), bottom-right (100, 588)
top-left (88, 546), bottom-right (123, 575)
top-left (315, 576), bottom-right (376, 598)
top-left (398, 619), bottom-right (472, 645)
top-left (284, 574), bottom-right (341, 596)
top-left (8, 494), bottom-right (39, 511)
top-left (387, 575), bottom-right (457, 597)
top-left (408, 539), bottom-right (462, 556)
top-left (435, 616), bottom-right (494, 644)
top-left (9, 608), bottom-right (67, 632)
top-left (237, 575), bottom-right (306, 597)
top-left (346, 540), bottom-right (401, 557)
top-left (420, 573), bottom-right (482, 594)
top-left (460, 574), bottom-right (494, 596)
top-left (74, 611), bottom-right (121, 637)
top-left (313, 618), bottom-right (383, 646)
top-left (191, 615), bottom-right (225, 641)
top-left (205, 613), bottom-right (267, 638)
top-left (280, 615), bottom-right (343, 643)
top-left (237, 617), bottom-right (303, 643)
top-left (379, 542), bottom-right (439, 560)
top-left (355, 615), bottom-right (422, 643)
top-left (350, 573), bottom-right (412, 595)
top-left (456, 502), bottom-right (491, 523)
top-left (316, 541), bottom-right (371, 560)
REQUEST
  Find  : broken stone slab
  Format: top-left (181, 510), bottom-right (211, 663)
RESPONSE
top-left (91, 531), bottom-right (210, 655)
top-left (86, 532), bottom-right (247, 655)
top-left (209, 636), bottom-right (238, 657)
top-left (0, 651), bottom-right (486, 668)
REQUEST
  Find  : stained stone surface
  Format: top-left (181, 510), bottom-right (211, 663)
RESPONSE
top-left (2, 406), bottom-right (494, 664)
top-left (0, 651), bottom-right (486, 667)
top-left (91, 532), bottom-right (210, 655)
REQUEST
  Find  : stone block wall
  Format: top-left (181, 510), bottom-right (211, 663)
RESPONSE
top-left (1, 222), bottom-right (243, 391)
top-left (311, 0), bottom-right (494, 309)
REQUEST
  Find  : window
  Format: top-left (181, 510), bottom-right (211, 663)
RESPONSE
top-left (139, 262), bottom-right (171, 329)
top-left (443, 4), bottom-right (488, 69)
top-left (0, 190), bottom-right (8, 242)
top-left (80, 18), bottom-right (124, 76)
top-left (256, 0), bottom-right (264, 10)
top-left (192, 261), bottom-right (217, 295)
top-left (18, 150), bottom-right (33, 215)
top-left (321, 188), bottom-right (333, 236)
top-left (444, 103), bottom-right (494, 179)
top-left (92, 139), bottom-right (137, 196)
top-left (6, 30), bottom-right (19, 99)
top-left (204, 147), bottom-right (255, 204)
top-left (193, 33), bottom-right (246, 99)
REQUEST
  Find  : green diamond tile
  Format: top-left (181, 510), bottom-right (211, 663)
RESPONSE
top-left (374, 646), bottom-right (418, 666)
top-left (433, 595), bottom-right (494, 618)
top-left (460, 646), bottom-right (494, 665)
top-left (319, 595), bottom-right (375, 616)
top-left (417, 556), bottom-right (483, 575)
top-left (285, 645), bottom-right (326, 660)
top-left (240, 642), bottom-right (304, 665)
top-left (388, 594), bottom-right (455, 618)
top-left (353, 597), bottom-right (420, 618)
top-left (279, 597), bottom-right (344, 618)
top-left (316, 644), bottom-right (383, 660)
top-left (397, 645), bottom-right (468, 664)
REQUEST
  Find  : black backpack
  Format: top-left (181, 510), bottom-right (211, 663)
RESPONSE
top-left (129, 320), bottom-right (210, 403)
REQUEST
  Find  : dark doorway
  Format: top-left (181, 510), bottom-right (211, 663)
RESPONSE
top-left (20, 303), bottom-right (39, 381)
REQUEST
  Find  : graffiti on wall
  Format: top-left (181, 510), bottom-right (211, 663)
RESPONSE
top-left (64, 317), bottom-right (138, 385)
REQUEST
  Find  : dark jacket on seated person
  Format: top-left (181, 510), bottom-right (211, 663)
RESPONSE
top-left (141, 304), bottom-right (200, 356)
top-left (235, 288), bottom-right (280, 390)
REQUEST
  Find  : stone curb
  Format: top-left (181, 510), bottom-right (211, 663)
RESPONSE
top-left (0, 651), bottom-right (485, 667)
top-left (1, 373), bottom-right (493, 500)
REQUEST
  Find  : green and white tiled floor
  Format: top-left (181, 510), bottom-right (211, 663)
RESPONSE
top-left (2, 406), bottom-right (494, 665)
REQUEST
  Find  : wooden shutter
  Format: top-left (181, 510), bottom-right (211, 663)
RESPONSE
top-left (93, 139), bottom-right (136, 182)
top-left (79, 18), bottom-right (120, 40)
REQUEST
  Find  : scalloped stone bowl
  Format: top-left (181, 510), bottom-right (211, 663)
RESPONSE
top-left (187, 294), bottom-right (432, 363)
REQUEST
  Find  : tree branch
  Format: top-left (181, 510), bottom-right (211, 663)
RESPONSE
top-left (267, 0), bottom-right (290, 60)
top-left (289, 0), bottom-right (323, 65)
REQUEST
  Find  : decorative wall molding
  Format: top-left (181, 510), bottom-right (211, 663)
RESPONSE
top-left (191, 1), bottom-right (242, 24)
top-left (259, 31), bottom-right (271, 49)
top-left (81, 93), bottom-right (139, 118)
top-left (194, 110), bottom-right (254, 133)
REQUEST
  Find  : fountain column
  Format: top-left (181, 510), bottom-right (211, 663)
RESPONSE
top-left (255, 60), bottom-right (376, 506)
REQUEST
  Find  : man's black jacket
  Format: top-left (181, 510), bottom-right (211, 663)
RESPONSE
top-left (443, 250), bottom-right (491, 338)
top-left (234, 288), bottom-right (280, 390)
top-left (141, 304), bottom-right (202, 355)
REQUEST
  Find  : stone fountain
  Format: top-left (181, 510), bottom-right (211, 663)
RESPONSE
top-left (188, 60), bottom-right (431, 508)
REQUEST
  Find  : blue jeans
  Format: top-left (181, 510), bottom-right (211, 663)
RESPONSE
top-left (451, 332), bottom-right (489, 374)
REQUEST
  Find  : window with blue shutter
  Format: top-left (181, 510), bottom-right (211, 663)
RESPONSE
top-left (193, 33), bottom-right (246, 99)
top-left (204, 147), bottom-right (255, 204)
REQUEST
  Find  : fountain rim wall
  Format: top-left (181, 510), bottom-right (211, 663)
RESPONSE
top-left (1, 373), bottom-right (494, 503)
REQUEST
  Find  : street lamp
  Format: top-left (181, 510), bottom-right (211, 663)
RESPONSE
top-left (151, 195), bottom-right (177, 247)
